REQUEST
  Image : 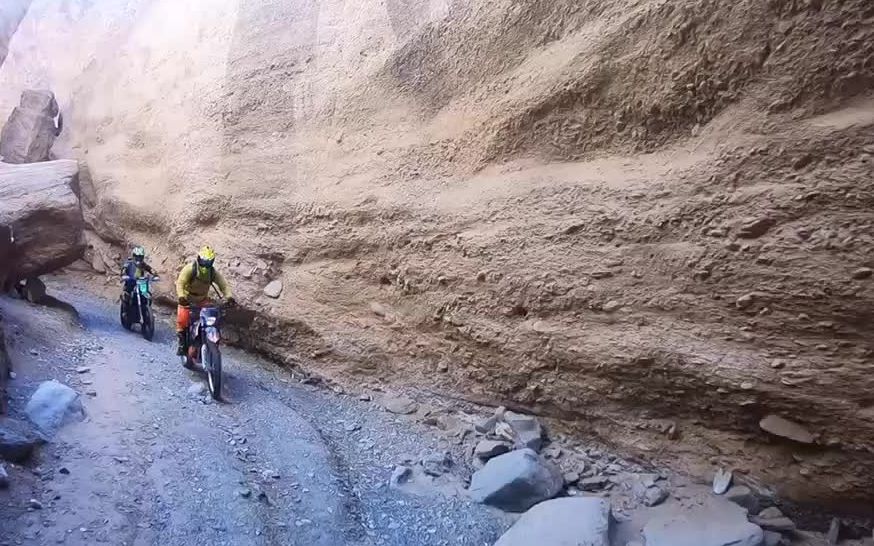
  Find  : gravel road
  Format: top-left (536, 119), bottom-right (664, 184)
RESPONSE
top-left (0, 282), bottom-right (508, 545)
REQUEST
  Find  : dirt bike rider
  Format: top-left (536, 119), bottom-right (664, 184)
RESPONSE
top-left (175, 246), bottom-right (234, 356)
top-left (121, 246), bottom-right (157, 305)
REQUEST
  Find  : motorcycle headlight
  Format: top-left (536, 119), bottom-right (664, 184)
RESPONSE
top-left (205, 316), bottom-right (217, 326)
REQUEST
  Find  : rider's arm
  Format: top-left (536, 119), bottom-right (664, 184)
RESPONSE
top-left (175, 263), bottom-right (193, 298)
top-left (143, 262), bottom-right (156, 276)
top-left (213, 269), bottom-right (233, 299)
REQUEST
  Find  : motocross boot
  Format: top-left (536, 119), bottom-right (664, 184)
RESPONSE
top-left (176, 331), bottom-right (187, 356)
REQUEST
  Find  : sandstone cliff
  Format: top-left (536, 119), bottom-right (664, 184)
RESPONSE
top-left (1, 0), bottom-right (872, 511)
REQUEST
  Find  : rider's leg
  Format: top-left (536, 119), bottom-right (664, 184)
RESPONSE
top-left (176, 305), bottom-right (190, 356)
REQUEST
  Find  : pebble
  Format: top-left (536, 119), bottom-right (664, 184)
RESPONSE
top-left (712, 468), bottom-right (732, 494)
top-left (75, 367), bottom-right (90, 374)
top-left (390, 465), bottom-right (412, 488)
top-left (28, 499), bottom-right (43, 510)
top-left (238, 488), bottom-right (252, 498)
top-left (735, 293), bottom-right (756, 309)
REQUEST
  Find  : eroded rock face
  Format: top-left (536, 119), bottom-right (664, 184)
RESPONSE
top-left (2, 0), bottom-right (874, 511)
top-left (0, 89), bottom-right (61, 164)
top-left (0, 159), bottom-right (84, 280)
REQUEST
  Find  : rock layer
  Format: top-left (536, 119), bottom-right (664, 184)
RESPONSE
top-left (0, 0), bottom-right (872, 510)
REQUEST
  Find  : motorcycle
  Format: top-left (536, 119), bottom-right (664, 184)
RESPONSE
top-left (181, 301), bottom-right (226, 400)
top-left (120, 275), bottom-right (158, 341)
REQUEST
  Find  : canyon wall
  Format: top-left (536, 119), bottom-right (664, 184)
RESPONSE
top-left (1, 0), bottom-right (873, 511)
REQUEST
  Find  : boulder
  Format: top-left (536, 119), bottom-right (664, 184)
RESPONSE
top-left (0, 418), bottom-right (42, 462)
top-left (0, 160), bottom-right (84, 280)
top-left (0, 90), bottom-right (61, 164)
top-left (502, 411), bottom-right (544, 451)
top-left (494, 497), bottom-right (612, 546)
top-left (25, 380), bottom-right (85, 437)
top-left (642, 498), bottom-right (764, 546)
top-left (468, 448), bottom-right (563, 512)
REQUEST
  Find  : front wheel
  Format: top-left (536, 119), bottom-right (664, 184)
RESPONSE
top-left (141, 305), bottom-right (155, 341)
top-left (120, 300), bottom-right (132, 330)
top-left (202, 341), bottom-right (222, 400)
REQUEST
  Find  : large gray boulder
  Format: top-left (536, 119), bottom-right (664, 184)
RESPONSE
top-left (469, 448), bottom-right (563, 512)
top-left (494, 497), bottom-right (612, 546)
top-left (643, 498), bottom-right (764, 546)
top-left (25, 380), bottom-right (85, 437)
top-left (0, 159), bottom-right (84, 280)
top-left (0, 89), bottom-right (61, 164)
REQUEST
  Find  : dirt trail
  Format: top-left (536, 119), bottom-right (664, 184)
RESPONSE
top-left (0, 279), bottom-right (507, 545)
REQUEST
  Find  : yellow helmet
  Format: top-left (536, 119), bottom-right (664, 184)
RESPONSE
top-left (197, 245), bottom-right (216, 268)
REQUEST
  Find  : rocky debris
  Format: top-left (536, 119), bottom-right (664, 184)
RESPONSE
top-left (494, 497), bottom-right (611, 546)
top-left (502, 411), bottom-right (544, 451)
top-left (737, 216), bottom-right (776, 239)
top-left (75, 366), bottom-right (91, 374)
top-left (0, 418), bottom-right (41, 462)
top-left (468, 448), bottom-right (563, 512)
top-left (642, 499), bottom-right (764, 546)
top-left (381, 395), bottom-right (418, 415)
top-left (578, 475), bottom-right (612, 492)
top-left (0, 464), bottom-right (8, 488)
top-left (751, 507), bottom-right (796, 532)
top-left (562, 471), bottom-right (580, 485)
top-left (724, 485), bottom-right (759, 513)
top-left (474, 440), bottom-right (511, 461)
top-left (759, 414), bottom-right (814, 444)
top-left (475, 406), bottom-right (504, 434)
top-left (422, 452), bottom-right (452, 477)
top-left (389, 465), bottom-right (412, 488)
top-left (541, 445), bottom-right (562, 459)
top-left (852, 267), bottom-right (872, 280)
top-left (0, 160), bottom-right (85, 281)
top-left (643, 484), bottom-right (670, 507)
top-left (263, 280), bottom-right (283, 298)
top-left (237, 488), bottom-right (252, 498)
top-left (28, 498), bottom-right (43, 510)
top-left (0, 90), bottom-right (61, 164)
top-left (25, 380), bottom-right (85, 437)
top-left (713, 468), bottom-right (732, 494)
